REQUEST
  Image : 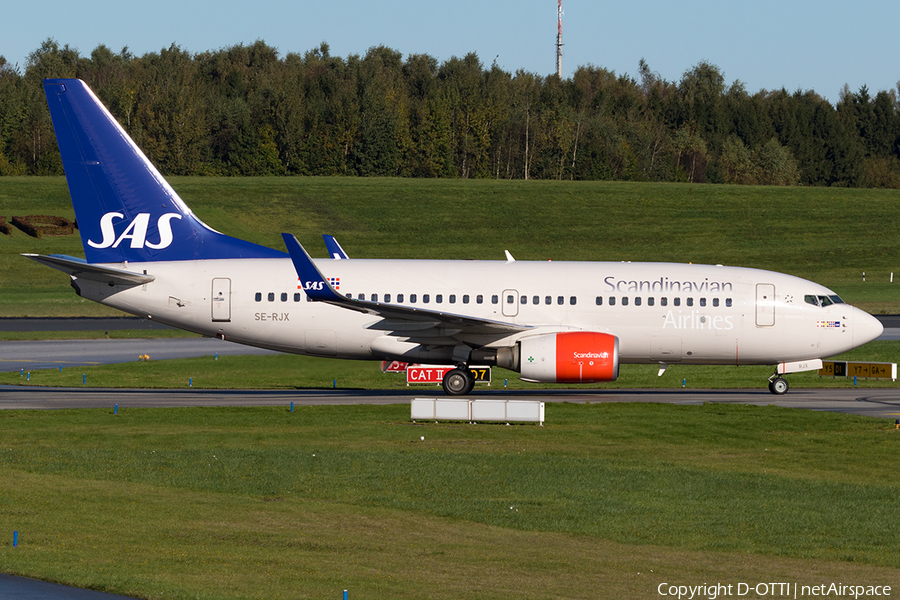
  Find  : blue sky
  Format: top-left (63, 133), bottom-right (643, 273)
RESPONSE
top-left (4, 0), bottom-right (898, 104)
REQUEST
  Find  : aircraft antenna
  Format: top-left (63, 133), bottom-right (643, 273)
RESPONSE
top-left (556, 0), bottom-right (564, 78)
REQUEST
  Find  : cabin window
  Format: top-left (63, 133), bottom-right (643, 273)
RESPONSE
top-left (397, 293), bottom-right (404, 303)
top-left (569, 296), bottom-right (577, 305)
top-left (533, 295), bottom-right (540, 305)
top-left (622, 297), bottom-right (629, 306)
top-left (507, 294), bottom-right (515, 304)
top-left (699, 297), bottom-right (706, 307)
top-left (635, 297), bottom-right (642, 306)
top-left (280, 292), bottom-right (288, 302)
top-left (595, 296), bottom-right (603, 306)
top-left (371, 294), bottom-right (378, 302)
top-left (449, 294), bottom-right (455, 303)
top-left (477, 295), bottom-right (483, 304)
top-left (557, 296), bottom-right (564, 305)
top-left (726, 298), bottom-right (733, 307)
top-left (385, 293), bottom-right (391, 303)
top-left (661, 297), bottom-right (667, 306)
top-left (294, 293), bottom-right (301, 302)
top-left (609, 297), bottom-right (616, 306)
top-left (648, 297), bottom-right (655, 306)
top-left (492, 295), bottom-right (499, 304)
top-left (463, 295), bottom-right (469, 304)
top-left (687, 297), bottom-right (694, 307)
top-left (358, 293), bottom-right (365, 301)
top-left (545, 296), bottom-right (552, 305)
top-left (410, 294), bottom-right (417, 303)
top-left (255, 292), bottom-right (262, 302)
top-left (423, 294), bottom-right (430, 303)
top-left (267, 292), bottom-right (275, 302)
top-left (521, 295), bottom-right (527, 304)
top-left (712, 298), bottom-right (719, 307)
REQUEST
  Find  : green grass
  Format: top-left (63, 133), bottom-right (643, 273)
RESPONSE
top-left (2, 177), bottom-right (900, 315)
top-left (1, 403), bottom-right (899, 599)
top-left (2, 340), bottom-right (898, 391)
top-left (0, 329), bottom-right (199, 341)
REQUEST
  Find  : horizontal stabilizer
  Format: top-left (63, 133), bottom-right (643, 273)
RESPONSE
top-left (24, 254), bottom-right (155, 286)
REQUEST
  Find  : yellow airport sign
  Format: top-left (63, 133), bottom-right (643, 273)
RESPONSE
top-left (819, 361), bottom-right (897, 380)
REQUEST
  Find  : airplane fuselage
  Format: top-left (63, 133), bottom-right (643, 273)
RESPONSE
top-left (73, 257), bottom-right (878, 367)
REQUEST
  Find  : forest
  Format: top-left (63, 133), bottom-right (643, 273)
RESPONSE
top-left (1, 38), bottom-right (900, 187)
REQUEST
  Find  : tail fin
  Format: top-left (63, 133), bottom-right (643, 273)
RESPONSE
top-left (43, 79), bottom-right (284, 263)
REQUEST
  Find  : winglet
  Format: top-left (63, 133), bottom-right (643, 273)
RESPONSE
top-left (323, 235), bottom-right (350, 259)
top-left (282, 233), bottom-right (343, 302)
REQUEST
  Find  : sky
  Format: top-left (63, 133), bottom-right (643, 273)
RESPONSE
top-left (3, 0), bottom-right (899, 104)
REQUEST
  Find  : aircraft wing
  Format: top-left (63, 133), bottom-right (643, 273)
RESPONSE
top-left (24, 254), bottom-right (156, 286)
top-left (282, 234), bottom-right (530, 335)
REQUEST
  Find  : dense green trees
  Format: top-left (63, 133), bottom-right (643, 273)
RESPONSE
top-left (2, 39), bottom-right (899, 186)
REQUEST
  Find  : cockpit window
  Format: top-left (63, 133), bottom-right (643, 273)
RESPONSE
top-left (829, 295), bottom-right (845, 304)
top-left (818, 295), bottom-right (833, 307)
top-left (804, 295), bottom-right (820, 307)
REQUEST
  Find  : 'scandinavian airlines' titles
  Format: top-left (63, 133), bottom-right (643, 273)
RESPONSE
top-left (604, 276), bottom-right (733, 294)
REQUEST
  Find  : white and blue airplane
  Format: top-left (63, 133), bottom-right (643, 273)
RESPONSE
top-left (26, 79), bottom-right (883, 395)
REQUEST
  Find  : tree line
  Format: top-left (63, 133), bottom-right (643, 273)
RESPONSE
top-left (1, 39), bottom-right (900, 187)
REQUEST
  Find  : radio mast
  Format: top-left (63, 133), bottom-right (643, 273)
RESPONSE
top-left (556, 0), bottom-right (564, 77)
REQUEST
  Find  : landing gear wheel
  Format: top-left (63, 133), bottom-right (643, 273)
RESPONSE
top-left (442, 368), bottom-right (475, 396)
top-left (768, 377), bottom-right (789, 395)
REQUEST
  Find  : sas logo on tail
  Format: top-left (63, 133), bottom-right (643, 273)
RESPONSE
top-left (88, 212), bottom-right (182, 249)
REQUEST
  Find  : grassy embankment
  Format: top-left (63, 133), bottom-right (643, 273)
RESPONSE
top-left (2, 177), bottom-right (900, 316)
top-left (2, 176), bottom-right (898, 390)
top-left (2, 178), bottom-right (900, 598)
top-left (1, 403), bottom-right (899, 600)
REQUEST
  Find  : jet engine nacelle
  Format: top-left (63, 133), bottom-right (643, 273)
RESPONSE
top-left (518, 331), bottom-right (619, 383)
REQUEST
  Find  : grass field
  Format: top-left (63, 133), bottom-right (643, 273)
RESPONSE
top-left (2, 177), bottom-right (900, 315)
top-left (1, 403), bottom-right (899, 600)
top-left (1, 340), bottom-right (898, 391)
top-left (2, 176), bottom-right (900, 598)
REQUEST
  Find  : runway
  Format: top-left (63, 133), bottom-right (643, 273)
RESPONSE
top-left (1, 385), bottom-right (899, 418)
top-left (0, 337), bottom-right (278, 372)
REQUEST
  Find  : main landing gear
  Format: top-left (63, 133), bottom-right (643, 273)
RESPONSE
top-left (442, 368), bottom-right (475, 396)
top-left (768, 375), bottom-right (790, 395)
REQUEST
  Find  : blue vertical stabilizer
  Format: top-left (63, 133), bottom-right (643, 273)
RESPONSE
top-left (43, 79), bottom-right (285, 263)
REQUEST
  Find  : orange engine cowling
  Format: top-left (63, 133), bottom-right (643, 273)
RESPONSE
top-left (518, 332), bottom-right (619, 383)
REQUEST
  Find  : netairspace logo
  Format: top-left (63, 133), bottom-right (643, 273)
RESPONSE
top-left (657, 582), bottom-right (892, 599)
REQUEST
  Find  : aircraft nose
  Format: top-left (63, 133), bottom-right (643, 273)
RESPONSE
top-left (853, 310), bottom-right (884, 346)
